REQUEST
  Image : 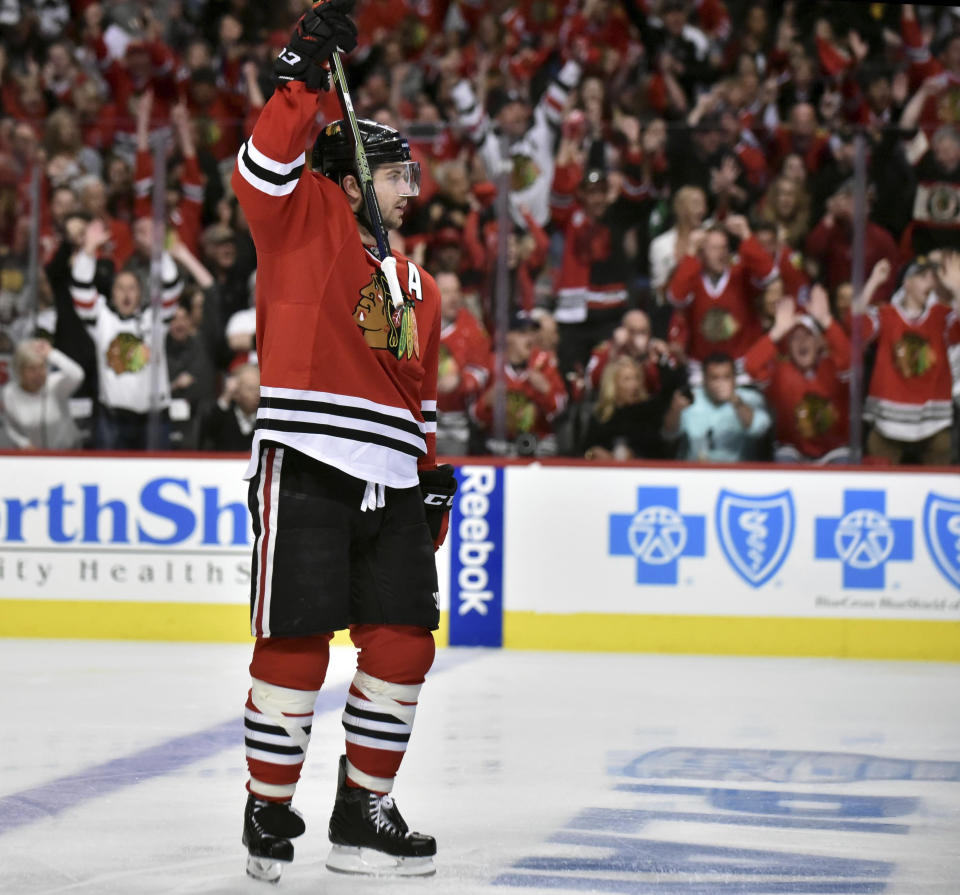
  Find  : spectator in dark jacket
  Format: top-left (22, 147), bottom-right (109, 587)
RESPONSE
top-left (200, 363), bottom-right (259, 452)
top-left (582, 355), bottom-right (687, 461)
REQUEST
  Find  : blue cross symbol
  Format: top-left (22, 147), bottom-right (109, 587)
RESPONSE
top-left (814, 489), bottom-right (913, 589)
top-left (610, 486), bottom-right (706, 585)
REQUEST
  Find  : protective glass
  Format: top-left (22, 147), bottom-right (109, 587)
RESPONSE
top-left (377, 160), bottom-right (421, 198)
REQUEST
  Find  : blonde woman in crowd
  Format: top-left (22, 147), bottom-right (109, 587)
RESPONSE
top-left (582, 355), bottom-right (687, 461)
top-left (1, 338), bottom-right (84, 449)
top-left (759, 174), bottom-right (811, 248)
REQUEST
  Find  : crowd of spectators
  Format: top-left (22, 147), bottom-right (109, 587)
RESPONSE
top-left (1, 0), bottom-right (959, 465)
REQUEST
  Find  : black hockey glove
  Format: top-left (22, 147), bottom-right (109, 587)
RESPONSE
top-left (273, 0), bottom-right (358, 92)
top-left (419, 464), bottom-right (458, 551)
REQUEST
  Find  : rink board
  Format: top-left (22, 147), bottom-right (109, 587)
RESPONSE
top-left (0, 453), bottom-right (958, 659)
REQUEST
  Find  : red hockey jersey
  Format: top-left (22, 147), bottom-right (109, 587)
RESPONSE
top-left (231, 82), bottom-right (441, 488)
top-left (439, 308), bottom-right (490, 413)
top-left (666, 236), bottom-right (776, 362)
top-left (744, 321), bottom-right (851, 459)
top-left (472, 348), bottom-right (567, 441)
top-left (861, 291), bottom-right (960, 441)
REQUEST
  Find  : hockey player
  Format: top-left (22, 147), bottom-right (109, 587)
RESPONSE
top-left (230, 0), bottom-right (456, 882)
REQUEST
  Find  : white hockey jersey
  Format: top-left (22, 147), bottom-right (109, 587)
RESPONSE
top-left (453, 60), bottom-right (581, 227)
top-left (70, 250), bottom-right (181, 414)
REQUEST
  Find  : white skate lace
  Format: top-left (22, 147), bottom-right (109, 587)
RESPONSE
top-left (369, 793), bottom-right (405, 837)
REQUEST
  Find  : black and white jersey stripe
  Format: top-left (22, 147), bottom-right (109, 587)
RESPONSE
top-left (182, 182), bottom-right (204, 204)
top-left (257, 388), bottom-right (436, 457)
top-left (421, 399), bottom-right (437, 434)
top-left (256, 387), bottom-right (429, 456)
top-left (245, 385), bottom-right (431, 486)
top-left (236, 137), bottom-right (304, 198)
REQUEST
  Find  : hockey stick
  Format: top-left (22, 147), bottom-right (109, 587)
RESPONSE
top-left (330, 49), bottom-right (405, 310)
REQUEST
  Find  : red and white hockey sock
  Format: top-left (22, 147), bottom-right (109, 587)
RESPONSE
top-left (342, 671), bottom-right (421, 794)
top-left (245, 679), bottom-right (318, 802)
top-left (245, 633), bottom-right (332, 801)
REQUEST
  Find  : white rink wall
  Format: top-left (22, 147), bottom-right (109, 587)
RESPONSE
top-left (0, 454), bottom-right (958, 659)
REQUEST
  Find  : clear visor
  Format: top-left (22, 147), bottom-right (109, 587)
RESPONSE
top-left (377, 160), bottom-right (421, 198)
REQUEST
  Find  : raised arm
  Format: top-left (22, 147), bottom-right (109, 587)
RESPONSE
top-left (231, 0), bottom-right (358, 253)
top-left (133, 91), bottom-right (155, 221)
top-left (70, 219), bottom-right (111, 324)
top-left (900, 75), bottom-right (945, 131)
top-left (47, 347), bottom-right (86, 399)
top-left (853, 258), bottom-right (893, 314)
top-left (666, 230), bottom-right (706, 309)
top-left (170, 102), bottom-right (204, 254)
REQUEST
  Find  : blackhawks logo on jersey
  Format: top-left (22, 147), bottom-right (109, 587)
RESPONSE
top-left (106, 332), bottom-right (150, 374)
top-left (354, 270), bottom-right (419, 360)
top-left (506, 390), bottom-right (537, 436)
top-left (892, 332), bottom-right (936, 379)
top-left (511, 154), bottom-right (541, 192)
top-left (794, 392), bottom-right (837, 439)
top-left (935, 86), bottom-right (960, 126)
top-left (438, 343), bottom-right (458, 380)
top-left (699, 307), bottom-right (740, 343)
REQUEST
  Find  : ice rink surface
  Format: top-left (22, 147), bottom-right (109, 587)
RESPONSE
top-left (1, 640), bottom-right (958, 895)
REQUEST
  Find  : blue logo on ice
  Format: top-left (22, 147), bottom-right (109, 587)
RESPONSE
top-left (716, 489), bottom-right (794, 588)
top-left (609, 486), bottom-right (705, 585)
top-left (923, 492), bottom-right (960, 591)
top-left (815, 489), bottom-right (912, 589)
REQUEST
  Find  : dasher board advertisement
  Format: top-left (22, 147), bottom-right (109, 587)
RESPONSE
top-left (0, 456), bottom-right (253, 603)
top-left (0, 455), bottom-right (453, 612)
top-left (503, 465), bottom-right (960, 621)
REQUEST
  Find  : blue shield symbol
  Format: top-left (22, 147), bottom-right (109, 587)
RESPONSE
top-left (716, 489), bottom-right (795, 588)
top-left (924, 492), bottom-right (960, 592)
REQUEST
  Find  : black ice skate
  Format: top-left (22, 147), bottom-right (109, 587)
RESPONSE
top-left (326, 755), bottom-right (436, 876)
top-left (242, 794), bottom-right (306, 883)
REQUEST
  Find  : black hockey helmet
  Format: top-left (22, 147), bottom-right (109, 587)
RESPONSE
top-left (312, 119), bottom-right (420, 196)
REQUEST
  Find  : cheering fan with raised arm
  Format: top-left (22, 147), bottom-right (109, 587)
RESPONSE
top-left (231, 0), bottom-right (455, 882)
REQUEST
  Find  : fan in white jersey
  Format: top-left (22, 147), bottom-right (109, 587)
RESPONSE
top-left (69, 217), bottom-right (182, 449)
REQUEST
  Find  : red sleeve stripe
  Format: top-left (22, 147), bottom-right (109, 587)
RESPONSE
top-left (543, 85), bottom-right (566, 114)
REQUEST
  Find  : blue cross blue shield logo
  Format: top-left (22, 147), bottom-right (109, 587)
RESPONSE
top-left (609, 486), bottom-right (705, 585)
top-left (815, 489), bottom-right (913, 589)
top-left (923, 492), bottom-right (960, 592)
top-left (716, 489), bottom-right (795, 588)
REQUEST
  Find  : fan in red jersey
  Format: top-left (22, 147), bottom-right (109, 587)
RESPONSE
top-left (666, 214), bottom-right (777, 381)
top-left (857, 255), bottom-right (960, 466)
top-left (471, 311), bottom-right (568, 457)
top-left (745, 284), bottom-right (851, 464)
top-left (435, 270), bottom-right (490, 456)
top-left (231, 0), bottom-right (451, 883)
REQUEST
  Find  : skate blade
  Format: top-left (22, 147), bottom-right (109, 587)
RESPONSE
top-left (325, 844), bottom-right (436, 877)
top-left (246, 854), bottom-right (286, 883)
